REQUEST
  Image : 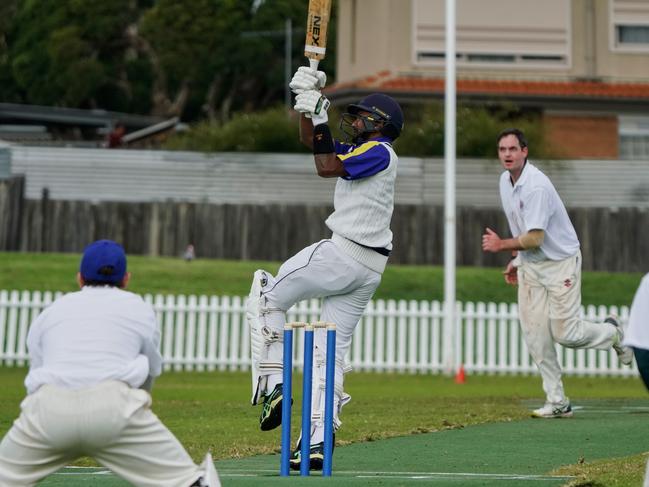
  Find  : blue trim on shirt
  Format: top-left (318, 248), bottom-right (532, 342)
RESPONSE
top-left (335, 137), bottom-right (392, 180)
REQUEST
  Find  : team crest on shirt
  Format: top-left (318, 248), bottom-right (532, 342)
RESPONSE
top-left (564, 279), bottom-right (572, 288)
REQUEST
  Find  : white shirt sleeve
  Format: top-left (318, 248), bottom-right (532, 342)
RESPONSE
top-left (142, 305), bottom-right (163, 378)
top-left (625, 273), bottom-right (649, 349)
top-left (26, 309), bottom-right (47, 370)
top-left (523, 188), bottom-right (551, 232)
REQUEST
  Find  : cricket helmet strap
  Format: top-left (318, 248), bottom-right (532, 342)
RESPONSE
top-left (345, 93), bottom-right (404, 140)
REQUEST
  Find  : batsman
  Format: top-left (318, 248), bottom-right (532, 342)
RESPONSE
top-left (246, 67), bottom-right (404, 469)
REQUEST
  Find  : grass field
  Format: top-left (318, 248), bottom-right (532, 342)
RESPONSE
top-left (1, 252), bottom-right (647, 485)
top-left (0, 251), bottom-right (644, 305)
top-left (1, 368), bottom-right (647, 486)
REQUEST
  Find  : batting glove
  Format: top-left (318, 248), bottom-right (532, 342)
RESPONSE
top-left (289, 66), bottom-right (327, 94)
top-left (294, 90), bottom-right (330, 125)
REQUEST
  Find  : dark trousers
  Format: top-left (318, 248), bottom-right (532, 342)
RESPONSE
top-left (633, 347), bottom-right (649, 392)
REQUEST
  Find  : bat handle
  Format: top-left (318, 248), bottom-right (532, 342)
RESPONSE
top-left (303, 58), bottom-right (321, 120)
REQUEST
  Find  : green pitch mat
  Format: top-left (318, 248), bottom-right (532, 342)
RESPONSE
top-left (38, 398), bottom-right (649, 486)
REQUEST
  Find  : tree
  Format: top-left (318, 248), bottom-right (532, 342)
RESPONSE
top-left (0, 0), bottom-right (337, 121)
top-left (139, 0), bottom-right (322, 121)
top-left (139, 0), bottom-right (242, 118)
top-left (8, 0), bottom-right (141, 109)
top-left (0, 0), bottom-right (20, 102)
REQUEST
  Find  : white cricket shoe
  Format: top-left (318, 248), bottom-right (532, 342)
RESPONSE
top-left (531, 402), bottom-right (573, 419)
top-left (605, 316), bottom-right (634, 366)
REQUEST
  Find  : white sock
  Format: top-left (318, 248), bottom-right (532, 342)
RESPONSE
top-left (266, 373), bottom-right (282, 394)
top-left (311, 423), bottom-right (324, 444)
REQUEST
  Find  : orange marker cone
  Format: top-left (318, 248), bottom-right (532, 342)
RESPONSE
top-left (454, 364), bottom-right (466, 384)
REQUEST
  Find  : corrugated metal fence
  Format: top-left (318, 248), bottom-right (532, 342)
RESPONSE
top-left (3, 176), bottom-right (649, 270)
top-left (0, 290), bottom-right (635, 377)
top-left (9, 146), bottom-right (649, 207)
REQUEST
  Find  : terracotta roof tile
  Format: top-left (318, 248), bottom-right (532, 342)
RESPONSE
top-left (327, 74), bottom-right (649, 99)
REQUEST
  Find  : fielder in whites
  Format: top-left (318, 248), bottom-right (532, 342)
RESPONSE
top-left (0, 240), bottom-right (220, 487)
top-left (246, 66), bottom-right (404, 469)
top-left (482, 128), bottom-right (633, 418)
top-left (623, 273), bottom-right (649, 487)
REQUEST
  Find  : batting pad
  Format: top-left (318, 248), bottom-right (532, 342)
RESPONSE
top-left (247, 270), bottom-right (284, 405)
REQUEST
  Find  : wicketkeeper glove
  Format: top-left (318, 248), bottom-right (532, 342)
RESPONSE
top-left (294, 90), bottom-right (330, 125)
top-left (289, 66), bottom-right (327, 94)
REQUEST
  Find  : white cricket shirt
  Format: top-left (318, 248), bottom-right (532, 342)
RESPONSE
top-left (499, 161), bottom-right (579, 263)
top-left (326, 139), bottom-right (397, 273)
top-left (25, 286), bottom-right (162, 394)
top-left (624, 273), bottom-right (649, 350)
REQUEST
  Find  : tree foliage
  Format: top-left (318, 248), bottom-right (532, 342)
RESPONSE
top-left (7, 0), bottom-right (138, 108)
top-left (1, 0), bottom-right (332, 120)
top-left (395, 102), bottom-right (552, 158)
top-left (165, 106), bottom-right (307, 152)
top-left (165, 103), bottom-right (550, 158)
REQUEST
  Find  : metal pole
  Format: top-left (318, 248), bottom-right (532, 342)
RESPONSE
top-left (444, 0), bottom-right (457, 375)
top-left (285, 18), bottom-right (292, 110)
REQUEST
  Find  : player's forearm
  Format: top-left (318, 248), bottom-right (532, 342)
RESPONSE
top-left (493, 237), bottom-right (525, 252)
top-left (299, 114), bottom-right (314, 149)
top-left (311, 123), bottom-right (346, 177)
top-left (314, 153), bottom-right (346, 178)
top-left (518, 229), bottom-right (544, 249)
top-left (499, 230), bottom-right (544, 252)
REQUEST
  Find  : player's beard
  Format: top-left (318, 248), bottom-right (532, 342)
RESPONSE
top-left (340, 114), bottom-right (375, 144)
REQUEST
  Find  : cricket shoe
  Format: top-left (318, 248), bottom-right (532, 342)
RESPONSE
top-left (605, 316), bottom-right (633, 366)
top-left (531, 402), bottom-right (573, 418)
top-left (289, 437), bottom-right (335, 471)
top-left (259, 383), bottom-right (291, 431)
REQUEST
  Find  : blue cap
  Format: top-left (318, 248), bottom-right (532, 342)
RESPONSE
top-left (79, 240), bottom-right (127, 284)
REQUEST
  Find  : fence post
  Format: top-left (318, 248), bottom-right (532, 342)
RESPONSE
top-left (207, 296), bottom-right (219, 372)
top-left (0, 291), bottom-right (8, 365)
top-left (173, 295), bottom-right (186, 371)
top-left (0, 292), bottom-right (637, 377)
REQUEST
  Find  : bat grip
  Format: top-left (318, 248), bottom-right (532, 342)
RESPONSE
top-left (303, 58), bottom-right (321, 119)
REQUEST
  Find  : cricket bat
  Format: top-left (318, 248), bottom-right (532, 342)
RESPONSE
top-left (304, 0), bottom-right (332, 71)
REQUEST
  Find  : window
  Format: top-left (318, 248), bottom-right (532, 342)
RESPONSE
top-left (619, 116), bottom-right (649, 160)
top-left (617, 25), bottom-right (649, 45)
top-left (412, 0), bottom-right (571, 69)
top-left (610, 0), bottom-right (649, 52)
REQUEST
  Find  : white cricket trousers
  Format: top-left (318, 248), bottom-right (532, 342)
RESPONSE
top-left (261, 239), bottom-right (382, 434)
top-left (0, 381), bottom-right (201, 487)
top-left (518, 251), bottom-right (617, 405)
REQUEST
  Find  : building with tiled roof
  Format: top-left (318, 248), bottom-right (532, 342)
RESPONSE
top-left (327, 0), bottom-right (649, 159)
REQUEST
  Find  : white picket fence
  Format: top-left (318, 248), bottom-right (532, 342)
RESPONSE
top-left (0, 290), bottom-right (636, 377)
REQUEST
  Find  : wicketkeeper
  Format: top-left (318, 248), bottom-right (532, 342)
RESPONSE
top-left (0, 240), bottom-right (220, 487)
top-left (246, 66), bottom-right (404, 470)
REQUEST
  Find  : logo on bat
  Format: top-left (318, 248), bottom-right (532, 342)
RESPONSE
top-left (311, 15), bottom-right (321, 46)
